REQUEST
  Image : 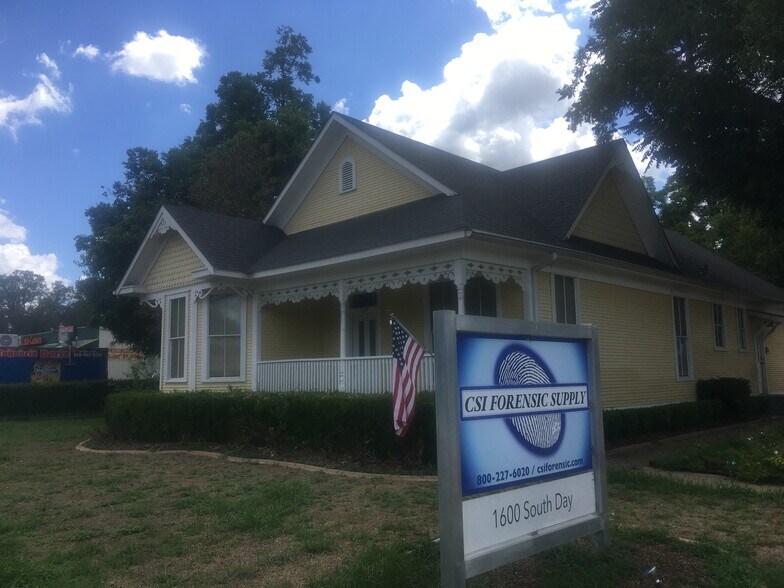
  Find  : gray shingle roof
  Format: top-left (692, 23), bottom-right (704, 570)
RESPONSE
top-left (160, 116), bottom-right (784, 304)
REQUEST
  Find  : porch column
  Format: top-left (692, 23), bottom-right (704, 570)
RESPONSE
top-left (252, 295), bottom-right (261, 391)
top-left (189, 289), bottom-right (198, 390)
top-left (524, 270), bottom-right (535, 321)
top-left (338, 281), bottom-right (347, 391)
top-left (454, 259), bottom-right (466, 315)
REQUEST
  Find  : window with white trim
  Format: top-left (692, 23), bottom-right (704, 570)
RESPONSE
top-left (736, 308), bottom-right (748, 351)
top-left (553, 274), bottom-right (577, 324)
top-left (168, 296), bottom-right (186, 381)
top-left (208, 293), bottom-right (242, 379)
top-left (673, 296), bottom-right (692, 379)
top-left (713, 303), bottom-right (726, 349)
top-left (465, 277), bottom-right (498, 317)
top-left (338, 157), bottom-right (356, 193)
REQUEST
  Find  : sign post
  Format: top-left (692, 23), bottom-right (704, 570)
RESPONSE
top-left (433, 311), bottom-right (608, 586)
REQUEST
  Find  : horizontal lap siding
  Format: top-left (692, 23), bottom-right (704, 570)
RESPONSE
top-left (766, 327), bottom-right (784, 393)
top-left (500, 280), bottom-right (524, 320)
top-left (572, 172), bottom-right (647, 255)
top-left (689, 301), bottom-right (757, 388)
top-left (261, 298), bottom-right (339, 360)
top-left (284, 138), bottom-right (433, 234)
top-left (580, 280), bottom-right (691, 408)
top-left (144, 234), bottom-right (204, 291)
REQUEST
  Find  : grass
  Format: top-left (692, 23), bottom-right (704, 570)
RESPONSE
top-left (650, 422), bottom-right (784, 484)
top-left (1, 417), bottom-right (783, 586)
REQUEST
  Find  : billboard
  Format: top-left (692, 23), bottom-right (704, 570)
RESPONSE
top-left (0, 348), bottom-right (108, 384)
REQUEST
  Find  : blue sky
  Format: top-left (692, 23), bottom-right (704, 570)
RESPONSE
top-left (0, 0), bottom-right (663, 285)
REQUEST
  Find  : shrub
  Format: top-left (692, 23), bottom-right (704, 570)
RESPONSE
top-left (696, 377), bottom-right (752, 417)
top-left (0, 381), bottom-right (126, 416)
top-left (603, 400), bottom-right (726, 443)
top-left (104, 391), bottom-right (437, 467)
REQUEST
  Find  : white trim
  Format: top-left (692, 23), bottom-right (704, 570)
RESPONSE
top-left (551, 273), bottom-right (580, 325)
top-left (737, 307), bottom-right (749, 352)
top-left (201, 289), bottom-right (247, 383)
top-left (252, 295), bottom-right (261, 390)
top-left (165, 292), bottom-right (189, 384)
top-left (712, 303), bottom-right (727, 350)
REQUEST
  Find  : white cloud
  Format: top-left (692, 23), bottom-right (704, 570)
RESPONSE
top-left (179, 103), bottom-right (192, 114)
top-left (110, 30), bottom-right (205, 85)
top-left (36, 53), bottom-right (61, 79)
top-left (0, 207), bottom-right (66, 284)
top-left (73, 44), bottom-right (100, 60)
top-left (368, 1), bottom-right (584, 170)
top-left (565, 0), bottom-right (596, 20)
top-left (332, 98), bottom-right (349, 114)
top-left (0, 65), bottom-right (73, 139)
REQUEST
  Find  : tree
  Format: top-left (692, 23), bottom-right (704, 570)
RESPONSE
top-left (0, 270), bottom-right (88, 334)
top-left (560, 0), bottom-right (784, 218)
top-left (76, 27), bottom-right (329, 353)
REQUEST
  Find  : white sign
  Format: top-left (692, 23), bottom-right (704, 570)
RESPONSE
top-left (462, 471), bottom-right (596, 558)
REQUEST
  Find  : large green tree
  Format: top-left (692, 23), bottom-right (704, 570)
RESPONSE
top-left (0, 270), bottom-right (87, 334)
top-left (76, 26), bottom-right (329, 353)
top-left (561, 0), bottom-right (784, 218)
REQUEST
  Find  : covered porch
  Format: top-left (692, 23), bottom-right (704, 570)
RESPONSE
top-left (253, 258), bottom-right (538, 393)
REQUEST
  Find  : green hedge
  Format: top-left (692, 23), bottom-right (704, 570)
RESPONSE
top-left (696, 377), bottom-right (752, 417)
top-left (0, 381), bottom-right (130, 417)
top-left (105, 391), bottom-right (437, 466)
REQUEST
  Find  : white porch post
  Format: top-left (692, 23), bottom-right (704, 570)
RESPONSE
top-left (338, 280), bottom-right (347, 391)
top-left (189, 289), bottom-right (198, 390)
top-left (524, 270), bottom-right (535, 321)
top-left (252, 294), bottom-right (261, 391)
top-left (454, 259), bottom-right (466, 315)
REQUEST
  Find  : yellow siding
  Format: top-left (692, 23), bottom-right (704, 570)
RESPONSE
top-left (500, 280), bottom-right (524, 320)
top-left (537, 271), bottom-right (552, 321)
top-left (378, 285), bottom-right (426, 354)
top-left (245, 295), bottom-right (254, 385)
top-left (261, 298), bottom-right (339, 360)
top-left (144, 234), bottom-right (204, 291)
top-left (580, 280), bottom-right (693, 408)
top-left (284, 138), bottom-right (433, 234)
top-left (572, 172), bottom-right (647, 255)
top-left (689, 301), bottom-right (757, 387)
top-left (766, 327), bottom-right (784, 394)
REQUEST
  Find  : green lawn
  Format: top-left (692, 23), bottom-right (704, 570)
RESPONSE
top-left (1, 417), bottom-right (783, 586)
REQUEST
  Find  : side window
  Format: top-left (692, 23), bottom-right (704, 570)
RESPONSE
top-left (712, 303), bottom-right (726, 349)
top-left (673, 296), bottom-right (692, 379)
top-left (736, 308), bottom-right (747, 351)
top-left (553, 274), bottom-right (577, 324)
top-left (168, 296), bottom-right (186, 381)
top-left (465, 277), bottom-right (498, 317)
top-left (208, 293), bottom-right (242, 379)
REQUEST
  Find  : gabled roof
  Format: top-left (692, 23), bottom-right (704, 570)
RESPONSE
top-left (117, 114), bottom-right (784, 305)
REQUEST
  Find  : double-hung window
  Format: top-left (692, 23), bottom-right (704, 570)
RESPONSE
top-left (736, 308), bottom-right (748, 351)
top-left (712, 303), bottom-right (726, 349)
top-left (553, 274), bottom-right (577, 324)
top-left (673, 296), bottom-right (692, 379)
top-left (208, 293), bottom-right (242, 379)
top-left (168, 296), bottom-right (186, 381)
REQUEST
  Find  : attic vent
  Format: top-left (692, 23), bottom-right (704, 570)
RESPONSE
top-left (339, 157), bottom-right (356, 194)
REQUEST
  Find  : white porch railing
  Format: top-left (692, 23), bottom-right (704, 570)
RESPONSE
top-left (256, 354), bottom-right (435, 394)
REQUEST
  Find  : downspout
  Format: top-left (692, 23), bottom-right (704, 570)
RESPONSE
top-left (529, 253), bottom-right (557, 321)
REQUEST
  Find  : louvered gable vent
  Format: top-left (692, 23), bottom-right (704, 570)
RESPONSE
top-left (339, 157), bottom-right (356, 193)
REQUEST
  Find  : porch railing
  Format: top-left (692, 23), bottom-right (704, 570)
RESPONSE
top-left (256, 354), bottom-right (435, 394)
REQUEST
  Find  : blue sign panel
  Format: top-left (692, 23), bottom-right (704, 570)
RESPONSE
top-left (457, 334), bottom-right (593, 496)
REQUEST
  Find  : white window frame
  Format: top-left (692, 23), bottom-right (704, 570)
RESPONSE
top-left (672, 296), bottom-right (693, 380)
top-left (338, 157), bottom-right (356, 194)
top-left (203, 292), bottom-right (246, 383)
top-left (736, 307), bottom-right (748, 352)
top-left (166, 294), bottom-right (188, 383)
top-left (552, 273), bottom-right (579, 325)
top-left (712, 303), bottom-right (726, 350)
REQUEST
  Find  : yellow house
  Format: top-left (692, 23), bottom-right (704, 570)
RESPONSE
top-left (116, 113), bottom-right (784, 407)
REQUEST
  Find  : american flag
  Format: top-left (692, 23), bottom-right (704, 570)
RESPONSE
top-left (391, 316), bottom-right (425, 437)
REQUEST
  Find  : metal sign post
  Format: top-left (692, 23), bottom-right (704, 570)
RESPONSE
top-left (433, 311), bottom-right (608, 586)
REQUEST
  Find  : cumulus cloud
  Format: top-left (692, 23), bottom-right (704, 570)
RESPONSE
top-left (0, 206), bottom-right (65, 284)
top-left (73, 44), bottom-right (101, 60)
top-left (368, 1), bottom-right (594, 171)
top-left (0, 60), bottom-right (73, 139)
top-left (179, 103), bottom-right (192, 114)
top-left (109, 30), bottom-right (205, 84)
top-left (332, 98), bottom-right (349, 114)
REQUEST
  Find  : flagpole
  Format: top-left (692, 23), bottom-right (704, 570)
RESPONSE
top-left (388, 311), bottom-right (432, 354)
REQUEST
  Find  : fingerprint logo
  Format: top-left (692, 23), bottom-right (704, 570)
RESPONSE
top-left (497, 347), bottom-right (563, 454)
